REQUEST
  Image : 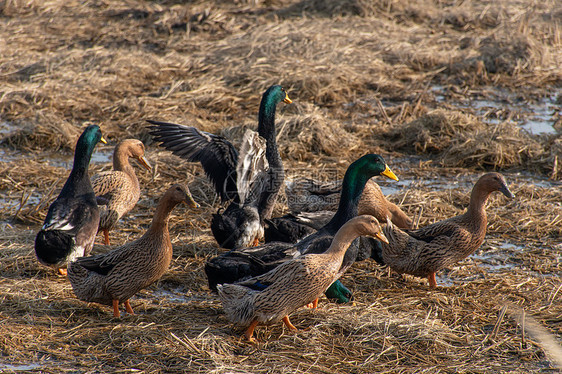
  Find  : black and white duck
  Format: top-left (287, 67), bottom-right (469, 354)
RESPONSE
top-left (35, 124), bottom-right (107, 275)
top-left (148, 85), bottom-right (291, 249)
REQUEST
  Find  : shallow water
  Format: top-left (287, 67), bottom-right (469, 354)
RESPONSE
top-left (0, 120), bottom-right (18, 136)
top-left (0, 363), bottom-right (42, 372)
top-left (470, 242), bottom-right (524, 273)
top-left (432, 86), bottom-right (559, 135)
top-left (150, 288), bottom-right (205, 304)
top-left (378, 177), bottom-right (474, 196)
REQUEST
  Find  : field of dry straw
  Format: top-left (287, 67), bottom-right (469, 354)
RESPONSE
top-left (0, 0), bottom-right (561, 372)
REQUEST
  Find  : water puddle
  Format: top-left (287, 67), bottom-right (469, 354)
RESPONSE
top-left (0, 120), bottom-right (19, 136)
top-left (0, 363), bottom-right (42, 372)
top-left (378, 177), bottom-right (474, 196)
top-left (148, 288), bottom-right (208, 304)
top-left (470, 241), bottom-right (524, 273)
top-left (432, 86), bottom-right (560, 135)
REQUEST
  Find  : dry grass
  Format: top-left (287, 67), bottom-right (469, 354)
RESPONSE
top-left (1, 0), bottom-right (561, 372)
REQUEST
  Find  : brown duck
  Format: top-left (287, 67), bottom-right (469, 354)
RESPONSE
top-left (92, 139), bottom-right (151, 245)
top-left (380, 172), bottom-right (514, 288)
top-left (218, 215), bottom-right (389, 343)
top-left (68, 184), bottom-right (198, 317)
top-left (265, 178), bottom-right (411, 243)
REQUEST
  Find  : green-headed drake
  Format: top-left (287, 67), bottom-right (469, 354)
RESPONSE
top-left (35, 124), bottom-right (107, 275)
top-left (149, 85), bottom-right (291, 250)
top-left (205, 153), bottom-right (398, 300)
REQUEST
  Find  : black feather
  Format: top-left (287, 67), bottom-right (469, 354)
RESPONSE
top-left (148, 120), bottom-right (239, 202)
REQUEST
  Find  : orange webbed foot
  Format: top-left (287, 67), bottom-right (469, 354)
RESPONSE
top-left (103, 230), bottom-right (110, 246)
top-left (428, 272), bottom-right (437, 289)
top-left (124, 300), bottom-right (134, 315)
top-left (112, 299), bottom-right (120, 318)
top-left (282, 316), bottom-right (298, 331)
top-left (306, 298), bottom-right (319, 309)
top-left (57, 268), bottom-right (67, 276)
top-left (244, 320), bottom-right (260, 343)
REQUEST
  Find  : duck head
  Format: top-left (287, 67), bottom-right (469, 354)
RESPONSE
top-left (73, 125), bottom-right (107, 169)
top-left (325, 279), bottom-right (353, 304)
top-left (166, 184), bottom-right (199, 209)
top-left (121, 139), bottom-right (151, 171)
top-left (349, 215), bottom-right (389, 244)
top-left (352, 154), bottom-right (399, 182)
top-left (477, 172), bottom-right (514, 199)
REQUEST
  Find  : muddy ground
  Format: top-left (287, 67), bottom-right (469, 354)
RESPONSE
top-left (0, 0), bottom-right (561, 372)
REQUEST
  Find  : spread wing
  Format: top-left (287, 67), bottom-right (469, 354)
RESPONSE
top-left (148, 120), bottom-right (238, 202)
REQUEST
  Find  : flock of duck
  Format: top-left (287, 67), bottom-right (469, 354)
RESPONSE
top-left (33, 85), bottom-right (514, 343)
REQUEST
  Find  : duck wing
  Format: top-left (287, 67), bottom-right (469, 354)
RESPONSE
top-left (42, 197), bottom-right (97, 234)
top-left (74, 243), bottom-right (135, 276)
top-left (236, 129), bottom-right (269, 205)
top-left (148, 120), bottom-right (238, 202)
top-left (204, 241), bottom-right (297, 291)
top-left (91, 171), bottom-right (134, 203)
top-left (406, 217), bottom-right (459, 243)
top-left (235, 256), bottom-right (309, 290)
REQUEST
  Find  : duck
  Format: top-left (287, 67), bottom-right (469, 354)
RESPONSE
top-left (264, 178), bottom-right (412, 243)
top-left (92, 139), bottom-right (151, 245)
top-left (379, 172), bottom-right (514, 288)
top-left (67, 184), bottom-right (198, 317)
top-left (205, 153), bottom-right (399, 297)
top-left (148, 84), bottom-right (291, 249)
top-left (218, 215), bottom-right (388, 343)
top-left (34, 125), bottom-right (106, 275)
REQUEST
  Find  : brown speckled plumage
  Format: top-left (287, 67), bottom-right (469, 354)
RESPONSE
top-left (91, 139), bottom-right (151, 245)
top-left (68, 184), bottom-right (198, 317)
top-left (381, 172), bottom-right (514, 288)
top-left (217, 215), bottom-right (388, 342)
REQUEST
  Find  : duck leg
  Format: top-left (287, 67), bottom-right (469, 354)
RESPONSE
top-left (428, 272), bottom-right (437, 289)
top-left (112, 299), bottom-right (120, 318)
top-left (307, 298), bottom-right (319, 309)
top-left (250, 237), bottom-right (260, 247)
top-left (103, 230), bottom-right (110, 246)
top-left (282, 316), bottom-right (298, 331)
top-left (244, 319), bottom-right (259, 343)
top-left (124, 300), bottom-right (134, 315)
top-left (57, 268), bottom-right (67, 276)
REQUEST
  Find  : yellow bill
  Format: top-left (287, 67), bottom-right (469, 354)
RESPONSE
top-left (381, 164), bottom-right (399, 181)
top-left (100, 136), bottom-right (108, 144)
top-left (283, 93), bottom-right (292, 104)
